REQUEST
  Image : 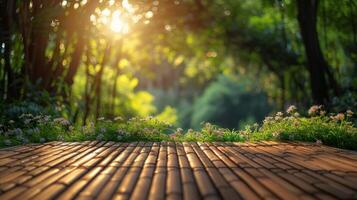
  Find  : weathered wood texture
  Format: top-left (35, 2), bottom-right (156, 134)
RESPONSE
top-left (0, 141), bottom-right (356, 200)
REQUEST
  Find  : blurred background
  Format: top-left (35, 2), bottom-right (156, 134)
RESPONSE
top-left (0, 0), bottom-right (356, 129)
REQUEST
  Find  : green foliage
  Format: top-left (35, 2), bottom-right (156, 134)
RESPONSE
top-left (249, 107), bottom-right (357, 150)
top-left (155, 106), bottom-right (178, 125)
top-left (1, 106), bottom-right (355, 150)
top-left (1, 0), bottom-right (357, 151)
top-left (191, 75), bottom-right (272, 129)
top-left (174, 123), bottom-right (245, 142)
top-left (0, 115), bottom-right (172, 148)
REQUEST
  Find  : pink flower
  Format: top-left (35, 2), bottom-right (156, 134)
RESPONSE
top-left (335, 113), bottom-right (345, 121)
top-left (308, 105), bottom-right (319, 116)
top-left (286, 105), bottom-right (297, 115)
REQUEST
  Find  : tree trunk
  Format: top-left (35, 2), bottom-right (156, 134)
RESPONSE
top-left (64, 0), bottom-right (99, 88)
top-left (110, 39), bottom-right (123, 116)
top-left (296, 0), bottom-right (330, 105)
top-left (83, 48), bottom-right (92, 125)
top-left (1, 0), bottom-right (20, 101)
top-left (110, 68), bottom-right (120, 116)
top-left (29, 34), bottom-right (49, 84)
top-left (95, 44), bottom-right (111, 120)
top-left (64, 34), bottom-right (86, 86)
top-left (279, 74), bottom-right (285, 111)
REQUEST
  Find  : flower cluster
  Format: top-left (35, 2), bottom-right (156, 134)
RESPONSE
top-left (330, 113), bottom-right (345, 122)
top-left (53, 117), bottom-right (71, 126)
top-left (308, 105), bottom-right (325, 116)
top-left (346, 110), bottom-right (354, 117)
top-left (263, 116), bottom-right (274, 124)
top-left (286, 105), bottom-right (297, 115)
top-left (275, 112), bottom-right (284, 121)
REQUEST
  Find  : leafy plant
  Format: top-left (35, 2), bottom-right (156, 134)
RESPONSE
top-left (0, 105), bottom-right (356, 150)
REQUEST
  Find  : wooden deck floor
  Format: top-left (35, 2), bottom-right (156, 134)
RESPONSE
top-left (0, 141), bottom-right (356, 200)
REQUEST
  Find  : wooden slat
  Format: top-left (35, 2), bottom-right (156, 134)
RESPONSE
top-left (0, 141), bottom-right (356, 200)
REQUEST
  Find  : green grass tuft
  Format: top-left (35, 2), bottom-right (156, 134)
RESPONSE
top-left (0, 106), bottom-right (356, 150)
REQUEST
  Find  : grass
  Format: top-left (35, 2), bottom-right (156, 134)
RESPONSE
top-left (0, 106), bottom-right (356, 150)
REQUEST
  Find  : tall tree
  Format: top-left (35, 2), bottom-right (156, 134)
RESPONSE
top-left (296, 0), bottom-right (339, 105)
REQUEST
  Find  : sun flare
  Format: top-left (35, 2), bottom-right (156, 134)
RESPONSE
top-left (110, 11), bottom-right (129, 34)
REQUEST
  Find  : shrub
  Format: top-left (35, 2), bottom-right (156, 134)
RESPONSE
top-left (0, 105), bottom-right (356, 150)
top-left (250, 106), bottom-right (357, 150)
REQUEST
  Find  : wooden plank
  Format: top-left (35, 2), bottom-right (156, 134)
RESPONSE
top-left (0, 141), bottom-right (355, 200)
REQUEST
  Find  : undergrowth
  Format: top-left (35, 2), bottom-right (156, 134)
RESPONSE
top-left (0, 105), bottom-right (356, 150)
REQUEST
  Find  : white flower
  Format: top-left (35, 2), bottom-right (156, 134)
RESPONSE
top-left (263, 116), bottom-right (274, 124)
top-left (19, 113), bottom-right (32, 119)
top-left (275, 116), bottom-right (283, 121)
top-left (44, 115), bottom-right (51, 121)
top-left (286, 105), bottom-right (297, 114)
top-left (176, 128), bottom-right (183, 133)
top-left (53, 117), bottom-right (63, 123)
top-left (346, 110), bottom-right (354, 117)
top-left (24, 119), bottom-right (31, 124)
top-left (272, 132), bottom-right (280, 137)
top-left (61, 120), bottom-right (70, 126)
top-left (53, 117), bottom-right (61, 122)
top-left (97, 117), bottom-right (105, 121)
top-left (114, 116), bottom-right (123, 121)
top-left (316, 140), bottom-right (323, 145)
top-left (38, 115), bottom-right (51, 123)
top-left (57, 135), bottom-right (65, 141)
top-left (276, 112), bottom-right (284, 117)
top-left (53, 117), bottom-right (70, 126)
top-left (205, 122), bottom-right (212, 127)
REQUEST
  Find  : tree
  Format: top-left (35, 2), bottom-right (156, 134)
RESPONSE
top-left (296, 0), bottom-right (340, 105)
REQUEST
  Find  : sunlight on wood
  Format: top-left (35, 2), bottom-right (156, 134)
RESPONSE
top-left (0, 142), bottom-right (356, 199)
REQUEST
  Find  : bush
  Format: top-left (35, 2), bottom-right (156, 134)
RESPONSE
top-left (0, 115), bottom-right (172, 148)
top-left (250, 106), bottom-right (357, 150)
top-left (0, 105), bottom-right (356, 150)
